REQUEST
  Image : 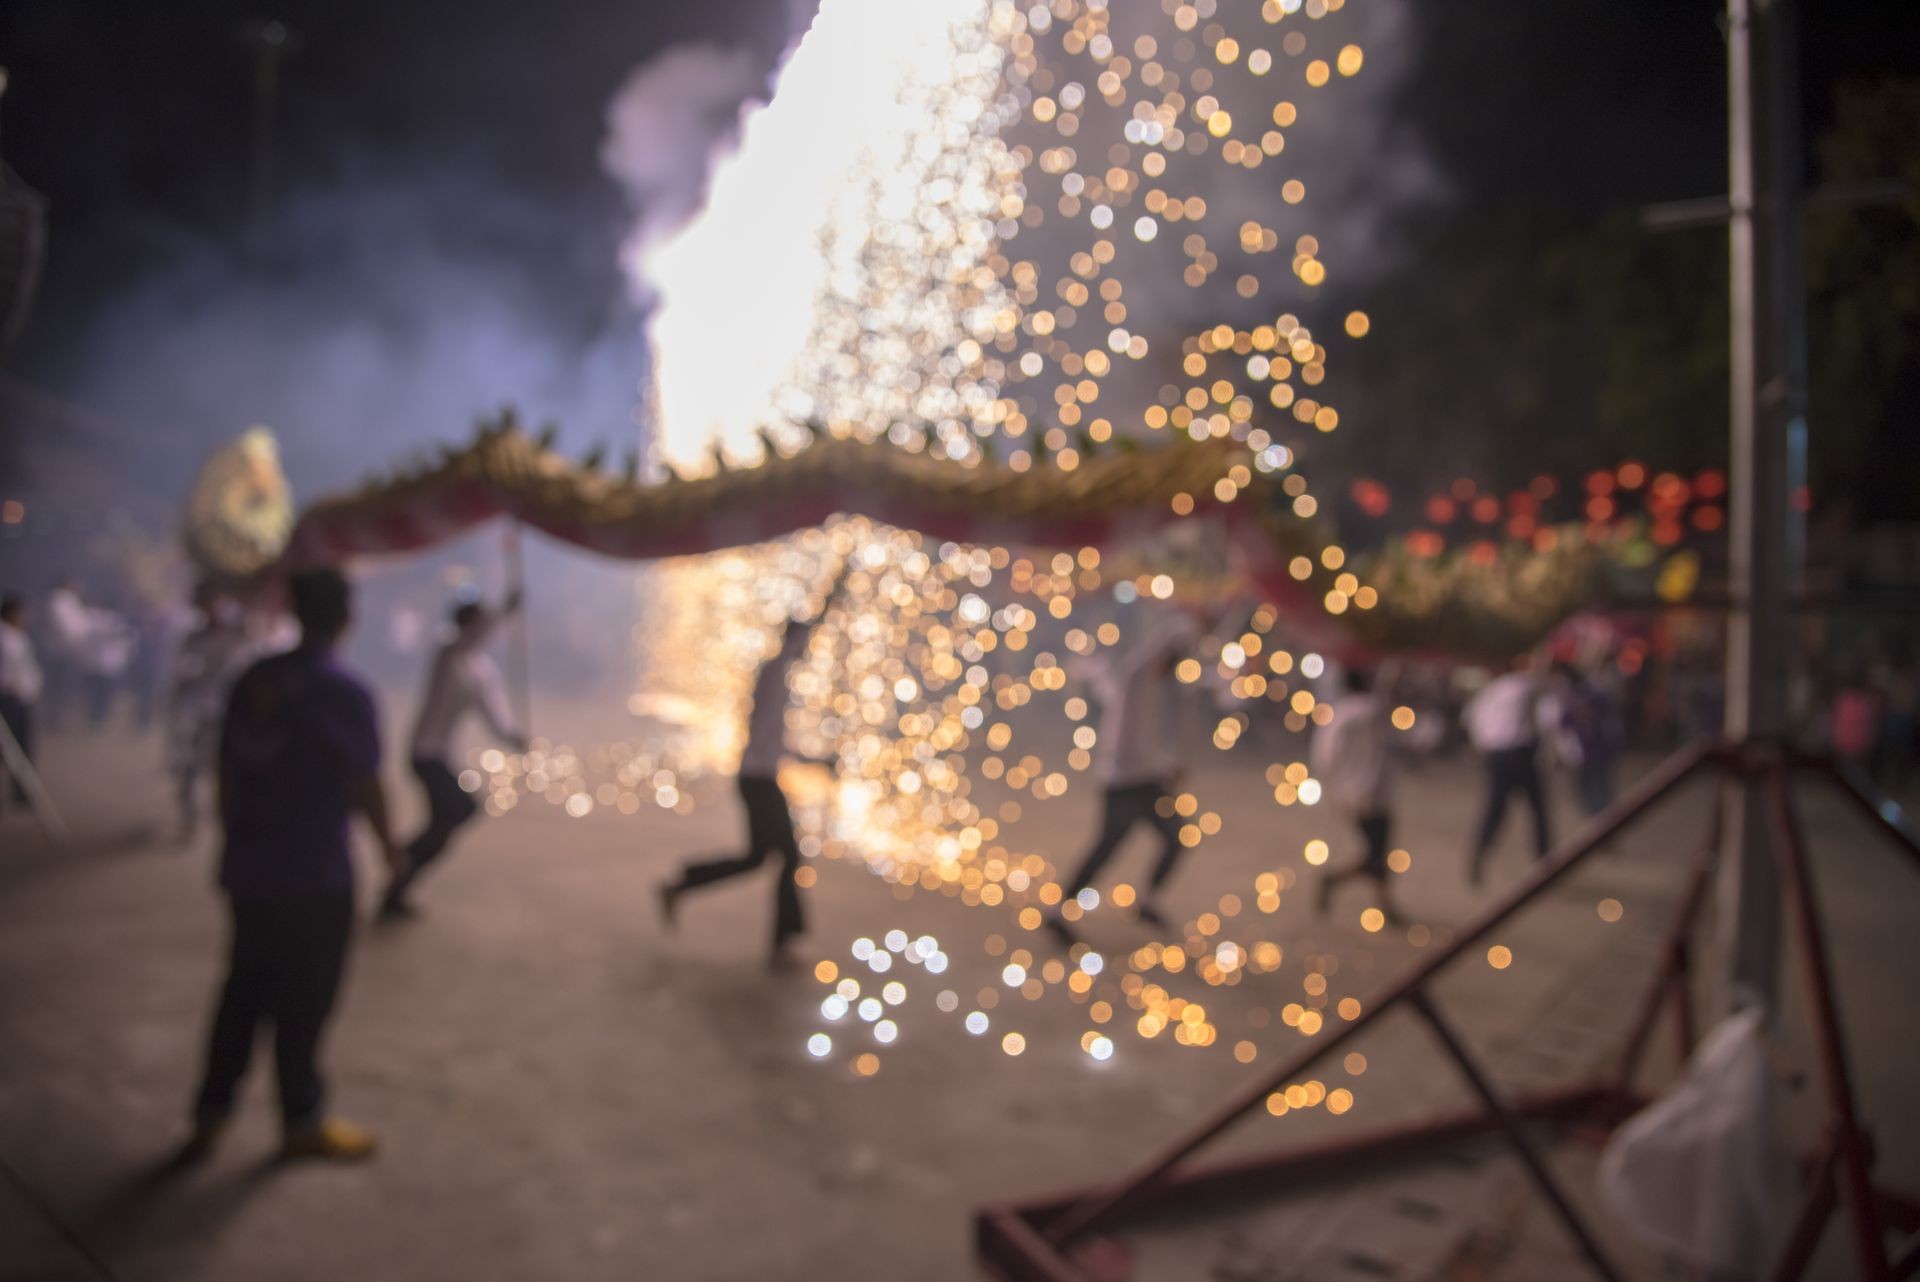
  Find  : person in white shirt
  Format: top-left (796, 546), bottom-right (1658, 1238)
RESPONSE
top-left (1, 594), bottom-right (45, 809)
top-left (1313, 663), bottom-right (1403, 922)
top-left (1463, 657), bottom-right (1554, 884)
top-left (657, 604), bottom-right (830, 966)
top-left (1049, 612), bottom-right (1201, 937)
top-left (42, 578), bottom-right (91, 731)
top-left (379, 591), bottom-right (527, 919)
top-left (78, 603), bottom-right (134, 728)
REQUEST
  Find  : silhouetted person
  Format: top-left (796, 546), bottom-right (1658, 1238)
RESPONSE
top-left (1555, 660), bottom-right (1623, 817)
top-left (185, 568), bottom-right (402, 1163)
top-left (658, 606), bottom-right (828, 967)
top-left (1313, 663), bottom-right (1402, 922)
top-left (166, 589), bottom-right (251, 842)
top-left (1883, 663), bottom-right (1919, 790)
top-left (1049, 613), bottom-right (1199, 937)
top-left (380, 590), bottom-right (526, 920)
top-left (0, 594), bottom-right (43, 809)
top-left (1829, 669), bottom-right (1882, 770)
top-left (41, 577), bottom-right (88, 731)
top-left (1464, 656), bottom-right (1553, 885)
top-left (78, 595), bottom-right (133, 729)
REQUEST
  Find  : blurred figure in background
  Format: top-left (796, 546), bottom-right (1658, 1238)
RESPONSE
top-left (1048, 612), bottom-right (1201, 938)
top-left (1882, 662), bottom-right (1919, 790)
top-left (1464, 655), bottom-right (1553, 884)
top-left (1313, 662), bottom-right (1402, 923)
top-left (41, 577), bottom-right (89, 732)
top-left (185, 568), bottom-right (401, 1163)
top-left (1673, 651), bottom-right (1725, 746)
top-left (78, 602), bottom-right (133, 729)
top-left (129, 596), bottom-right (180, 732)
top-left (1555, 660), bottom-right (1625, 817)
top-left (166, 588), bottom-right (253, 842)
top-left (379, 590), bottom-right (527, 921)
top-left (0, 594), bottom-right (44, 810)
top-left (657, 598), bottom-right (834, 967)
top-left (1829, 667), bottom-right (1883, 772)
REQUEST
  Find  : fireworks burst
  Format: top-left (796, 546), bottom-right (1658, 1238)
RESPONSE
top-left (491, 0), bottom-right (1416, 1098)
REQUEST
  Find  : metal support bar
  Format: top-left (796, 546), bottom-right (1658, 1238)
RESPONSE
top-left (502, 520), bottom-right (533, 735)
top-left (1042, 741), bottom-right (1717, 1247)
top-left (1409, 989), bottom-right (1624, 1282)
top-left (981, 1086), bottom-right (1631, 1282)
top-left (980, 746), bottom-right (1920, 1282)
top-left (1810, 758), bottom-right (1920, 875)
top-left (978, 1208), bottom-right (1087, 1282)
top-left (1770, 1133), bottom-right (1839, 1282)
top-left (1893, 1233), bottom-right (1920, 1282)
top-left (1765, 766), bottom-right (1891, 1281)
top-left (1881, 1190), bottom-right (1920, 1235)
top-left (0, 710), bottom-right (68, 844)
top-left (1616, 815), bottom-right (1722, 1089)
top-left (1014, 1084), bottom-right (1616, 1219)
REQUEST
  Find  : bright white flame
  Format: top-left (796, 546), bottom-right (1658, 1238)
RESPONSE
top-left (642, 0), bottom-right (1002, 468)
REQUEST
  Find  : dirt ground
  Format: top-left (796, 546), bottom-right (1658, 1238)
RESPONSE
top-left (3, 695), bottom-right (1916, 1281)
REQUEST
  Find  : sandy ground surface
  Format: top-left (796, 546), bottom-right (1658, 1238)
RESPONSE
top-left (2, 695), bottom-right (1916, 1281)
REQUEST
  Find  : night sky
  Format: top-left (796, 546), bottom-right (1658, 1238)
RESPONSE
top-left (1, 0), bottom-right (786, 365)
top-left (2, 0), bottom-right (1916, 437)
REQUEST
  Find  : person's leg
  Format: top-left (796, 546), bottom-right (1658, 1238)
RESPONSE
top-left (271, 893), bottom-right (356, 1137)
top-left (1358, 811), bottom-right (1402, 918)
top-left (1469, 751), bottom-right (1517, 883)
top-left (1321, 811), bottom-right (1388, 914)
top-left (1358, 812), bottom-right (1392, 880)
top-left (0, 696), bottom-right (29, 805)
top-left (1519, 754), bottom-right (1553, 857)
top-left (747, 781), bottom-right (807, 951)
top-left (673, 847), bottom-right (767, 888)
top-left (175, 765), bottom-right (199, 837)
top-left (192, 898), bottom-right (270, 1129)
top-left (413, 760), bottom-right (478, 865)
top-left (1143, 785), bottom-right (1187, 893)
top-left (179, 719), bottom-right (217, 837)
top-left (387, 760), bottom-right (478, 910)
top-left (43, 660), bottom-right (69, 732)
top-left (1576, 759), bottom-right (1612, 817)
top-left (1060, 786), bottom-right (1142, 897)
top-left (668, 779), bottom-right (774, 903)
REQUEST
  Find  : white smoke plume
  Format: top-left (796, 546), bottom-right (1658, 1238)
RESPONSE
top-left (601, 44), bottom-right (776, 307)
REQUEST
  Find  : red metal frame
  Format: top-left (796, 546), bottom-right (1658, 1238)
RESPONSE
top-left (974, 741), bottom-right (1920, 1281)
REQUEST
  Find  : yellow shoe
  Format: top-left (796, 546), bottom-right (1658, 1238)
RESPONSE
top-left (282, 1117), bottom-right (379, 1161)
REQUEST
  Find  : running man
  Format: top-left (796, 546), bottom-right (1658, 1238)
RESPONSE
top-left (1049, 612), bottom-right (1200, 937)
top-left (380, 590), bottom-right (527, 920)
top-left (1312, 663), bottom-right (1403, 923)
top-left (1464, 656), bottom-right (1554, 884)
top-left (657, 600), bottom-right (834, 967)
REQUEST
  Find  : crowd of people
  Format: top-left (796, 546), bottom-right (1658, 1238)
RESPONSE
top-left (5, 561), bottom-right (1919, 1168)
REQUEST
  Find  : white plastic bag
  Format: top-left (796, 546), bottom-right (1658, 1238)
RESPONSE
top-left (1597, 1007), bottom-right (1792, 1278)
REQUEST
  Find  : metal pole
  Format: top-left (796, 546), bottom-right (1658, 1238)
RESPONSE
top-left (1718, 0), bottom-right (1801, 1014)
top-left (0, 710), bottom-right (69, 844)
top-left (1410, 990), bottom-right (1625, 1282)
top-left (240, 20), bottom-right (297, 268)
top-left (1764, 0), bottom-right (1809, 594)
top-left (1764, 767), bottom-right (1890, 1280)
top-left (503, 521), bottom-right (533, 735)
